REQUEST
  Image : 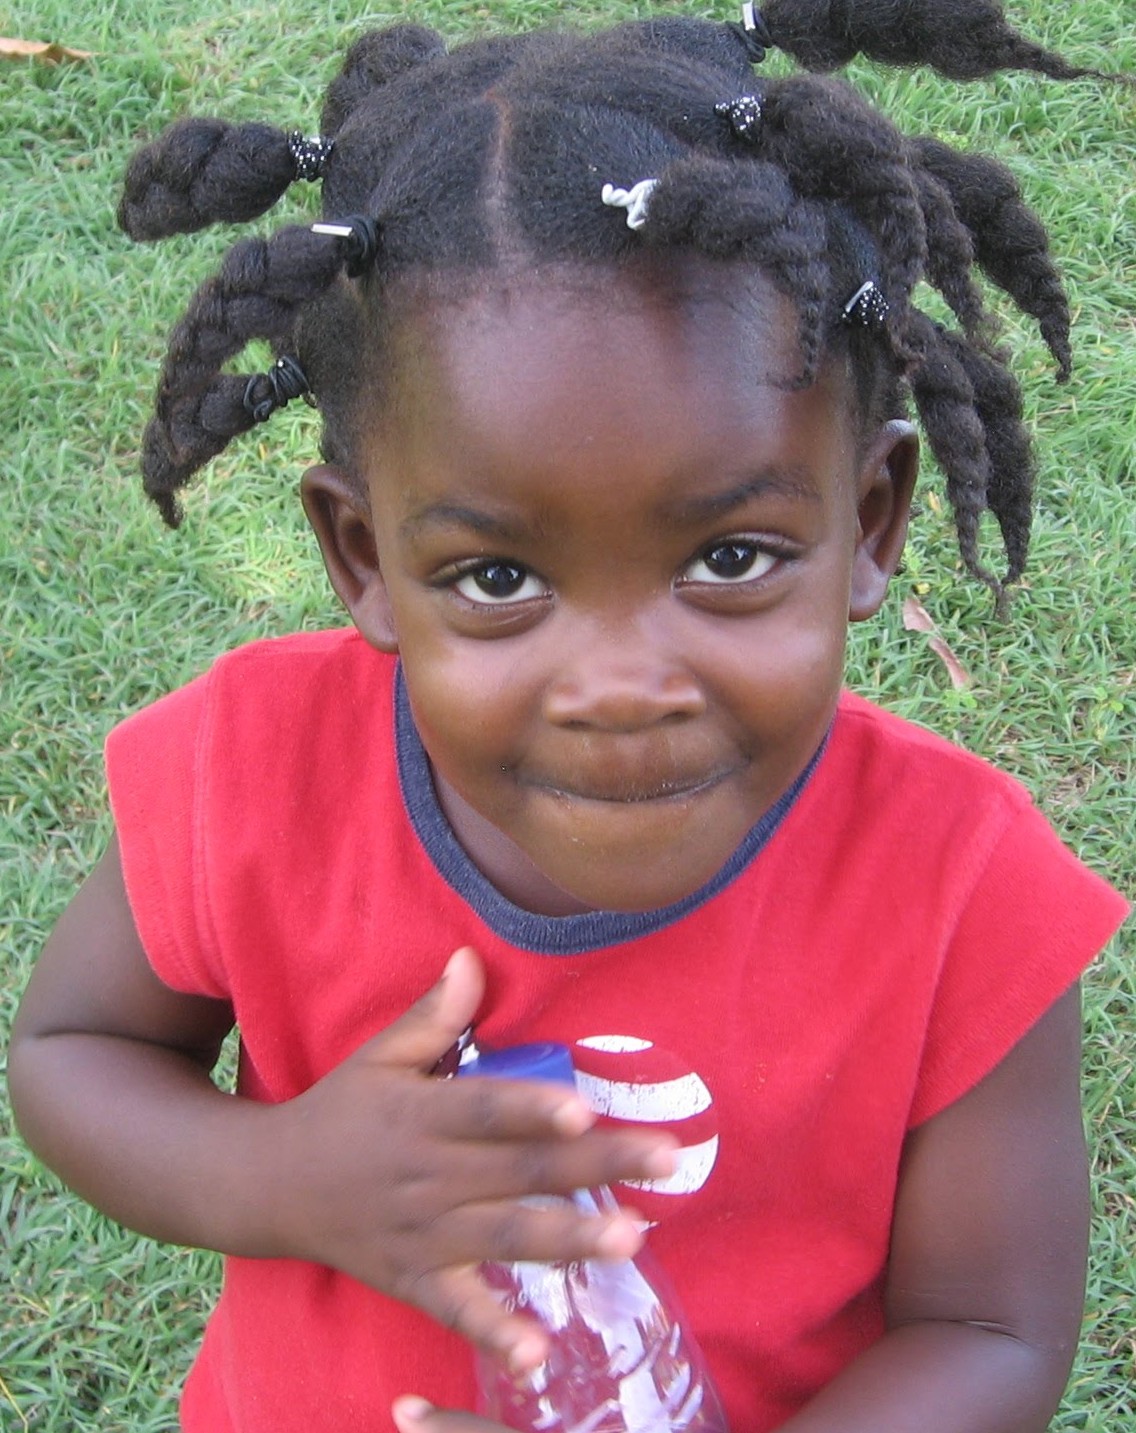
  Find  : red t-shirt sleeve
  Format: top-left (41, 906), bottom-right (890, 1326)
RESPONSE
top-left (105, 669), bottom-right (229, 1000)
top-left (910, 795), bottom-right (1129, 1127)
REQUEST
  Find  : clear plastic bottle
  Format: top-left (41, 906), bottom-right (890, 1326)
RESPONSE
top-left (459, 1043), bottom-right (729, 1433)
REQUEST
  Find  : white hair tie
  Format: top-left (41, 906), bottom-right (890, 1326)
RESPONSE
top-left (601, 179), bottom-right (659, 230)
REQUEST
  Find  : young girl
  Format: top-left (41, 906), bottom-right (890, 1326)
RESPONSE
top-left (8, 3), bottom-right (1130, 1431)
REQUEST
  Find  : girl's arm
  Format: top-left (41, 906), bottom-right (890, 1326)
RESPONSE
top-left (774, 979), bottom-right (1089, 1432)
top-left (8, 834), bottom-right (677, 1368)
top-left (391, 983), bottom-right (1089, 1433)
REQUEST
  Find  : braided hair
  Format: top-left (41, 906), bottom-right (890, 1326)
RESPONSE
top-left (117, 1), bottom-right (1124, 601)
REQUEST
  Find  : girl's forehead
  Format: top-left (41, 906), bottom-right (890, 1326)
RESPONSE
top-left (363, 261), bottom-right (861, 517)
top-left (382, 260), bottom-right (835, 420)
top-left (414, 258), bottom-right (790, 338)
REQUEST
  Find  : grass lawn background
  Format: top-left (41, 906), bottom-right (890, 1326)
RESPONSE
top-left (1, 0), bottom-right (1133, 1426)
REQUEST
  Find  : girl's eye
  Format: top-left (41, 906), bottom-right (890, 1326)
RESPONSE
top-left (452, 562), bottom-right (547, 605)
top-left (682, 538), bottom-right (779, 586)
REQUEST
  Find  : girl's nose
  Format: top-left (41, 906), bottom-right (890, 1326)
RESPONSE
top-left (542, 633), bottom-right (705, 732)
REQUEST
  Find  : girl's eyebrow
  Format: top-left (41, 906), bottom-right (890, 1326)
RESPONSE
top-left (666, 472), bottom-right (821, 526)
top-left (401, 477), bottom-right (818, 544)
top-left (400, 502), bottom-right (530, 543)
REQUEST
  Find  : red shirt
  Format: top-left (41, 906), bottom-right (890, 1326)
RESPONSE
top-left (106, 630), bottom-right (1128, 1432)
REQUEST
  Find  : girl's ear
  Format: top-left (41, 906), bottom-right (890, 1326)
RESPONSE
top-left (849, 421), bottom-right (920, 622)
top-left (301, 465), bottom-right (399, 653)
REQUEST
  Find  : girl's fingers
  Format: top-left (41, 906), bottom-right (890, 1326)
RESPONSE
top-left (431, 1074), bottom-right (597, 1141)
top-left (413, 1196), bottom-right (647, 1268)
top-left (447, 1125), bottom-right (677, 1201)
top-left (408, 1265), bottom-right (551, 1372)
top-left (361, 947), bottom-right (486, 1073)
top-left (393, 1396), bottom-right (510, 1433)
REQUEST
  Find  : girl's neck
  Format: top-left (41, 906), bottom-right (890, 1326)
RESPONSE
top-left (431, 770), bottom-right (595, 918)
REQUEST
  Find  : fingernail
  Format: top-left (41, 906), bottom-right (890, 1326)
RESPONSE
top-left (508, 1330), bottom-right (548, 1374)
top-left (594, 1217), bottom-right (641, 1258)
top-left (550, 1097), bottom-right (594, 1135)
top-left (441, 947), bottom-right (466, 981)
top-left (643, 1143), bottom-right (678, 1178)
top-left (392, 1395), bottom-right (433, 1427)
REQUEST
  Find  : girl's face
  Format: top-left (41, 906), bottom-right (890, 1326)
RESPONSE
top-left (305, 263), bottom-right (916, 915)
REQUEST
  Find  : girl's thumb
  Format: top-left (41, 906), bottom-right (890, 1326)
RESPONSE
top-left (365, 946), bottom-right (484, 1073)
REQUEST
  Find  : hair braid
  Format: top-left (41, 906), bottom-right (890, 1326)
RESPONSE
top-left (757, 77), bottom-right (927, 359)
top-left (909, 165), bottom-right (990, 345)
top-left (644, 156), bottom-right (831, 376)
top-left (118, 118), bottom-right (298, 241)
top-left (910, 137), bottom-right (1073, 380)
top-left (142, 226), bottom-right (350, 522)
top-left (762, 0), bottom-right (1120, 82)
top-left (938, 329), bottom-right (1034, 584)
top-left (906, 312), bottom-right (1004, 595)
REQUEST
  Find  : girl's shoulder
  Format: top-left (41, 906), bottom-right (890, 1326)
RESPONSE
top-left (111, 628), bottom-right (393, 748)
top-left (818, 689), bottom-right (1126, 976)
top-left (832, 687), bottom-right (1029, 811)
top-left (206, 626), bottom-right (386, 689)
top-left (105, 628), bottom-right (400, 866)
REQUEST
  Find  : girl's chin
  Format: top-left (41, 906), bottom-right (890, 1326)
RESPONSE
top-left (514, 827), bottom-right (743, 915)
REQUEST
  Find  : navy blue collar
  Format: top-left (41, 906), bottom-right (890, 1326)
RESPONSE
top-left (394, 666), bottom-right (825, 955)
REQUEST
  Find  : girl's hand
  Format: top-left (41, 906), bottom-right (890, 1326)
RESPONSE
top-left (11, 836), bottom-right (676, 1375)
top-left (266, 945), bottom-right (678, 1369)
top-left (393, 1396), bottom-right (509, 1433)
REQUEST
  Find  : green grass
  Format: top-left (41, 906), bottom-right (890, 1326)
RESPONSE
top-left (1, 1), bottom-right (1133, 1427)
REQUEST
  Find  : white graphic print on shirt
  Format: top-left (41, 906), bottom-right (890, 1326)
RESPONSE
top-left (571, 1035), bottom-right (720, 1226)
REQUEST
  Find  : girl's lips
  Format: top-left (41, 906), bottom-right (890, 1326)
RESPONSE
top-left (530, 767), bottom-right (735, 805)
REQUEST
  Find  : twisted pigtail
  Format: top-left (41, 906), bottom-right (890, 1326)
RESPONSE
top-left (118, 119), bottom-right (320, 241)
top-left (910, 137), bottom-right (1072, 380)
top-left (938, 329), bottom-right (1034, 585)
top-left (757, 77), bottom-right (927, 358)
top-left (905, 312), bottom-right (1003, 596)
top-left (761, 0), bottom-right (1116, 82)
top-left (320, 24), bottom-right (448, 138)
top-left (909, 166), bottom-right (989, 345)
top-left (142, 225), bottom-right (364, 523)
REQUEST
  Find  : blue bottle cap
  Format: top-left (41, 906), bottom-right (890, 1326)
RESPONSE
top-left (458, 1042), bottom-right (577, 1088)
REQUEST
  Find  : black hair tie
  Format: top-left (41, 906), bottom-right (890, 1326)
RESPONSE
top-left (243, 354), bottom-right (311, 424)
top-left (727, 2), bottom-right (774, 64)
top-left (311, 214), bottom-right (381, 278)
top-left (841, 281), bottom-right (890, 329)
top-left (716, 94), bottom-right (763, 142)
top-left (287, 131), bottom-right (335, 183)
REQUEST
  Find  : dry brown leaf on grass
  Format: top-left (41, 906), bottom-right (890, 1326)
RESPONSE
top-left (901, 596), bottom-right (972, 691)
top-left (1, 38), bottom-right (94, 63)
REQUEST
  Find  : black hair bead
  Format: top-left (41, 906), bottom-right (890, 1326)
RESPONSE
top-left (287, 131), bottom-right (335, 183)
top-left (715, 94), bottom-right (763, 141)
top-left (842, 280), bottom-right (890, 329)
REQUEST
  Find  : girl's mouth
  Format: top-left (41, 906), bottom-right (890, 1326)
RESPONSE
top-left (531, 767), bottom-right (734, 805)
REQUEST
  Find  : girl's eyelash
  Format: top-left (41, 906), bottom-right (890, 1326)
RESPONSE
top-left (446, 559), bottom-right (548, 606)
top-left (437, 537), bottom-right (792, 607)
top-left (679, 535), bottom-right (794, 586)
